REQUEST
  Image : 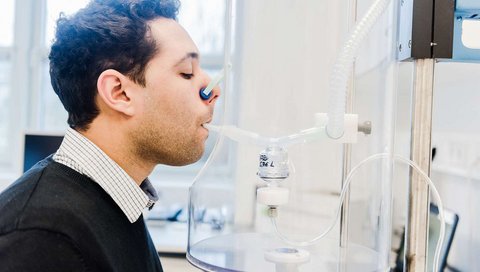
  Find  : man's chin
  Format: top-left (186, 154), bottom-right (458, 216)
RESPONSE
top-left (163, 149), bottom-right (205, 167)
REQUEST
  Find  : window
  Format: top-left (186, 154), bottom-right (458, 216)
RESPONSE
top-left (45, 1), bottom-right (90, 46)
top-left (0, 0), bottom-right (15, 170)
top-left (0, 61), bottom-right (12, 169)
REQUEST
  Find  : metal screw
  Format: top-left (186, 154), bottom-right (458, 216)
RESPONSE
top-left (399, 44), bottom-right (402, 52)
top-left (408, 40), bottom-right (412, 48)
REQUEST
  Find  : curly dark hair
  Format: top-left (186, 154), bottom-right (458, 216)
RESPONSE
top-left (49, 0), bottom-right (180, 130)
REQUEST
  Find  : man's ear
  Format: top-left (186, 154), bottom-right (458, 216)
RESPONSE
top-left (97, 69), bottom-right (136, 116)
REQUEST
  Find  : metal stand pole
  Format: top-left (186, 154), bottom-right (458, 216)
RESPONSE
top-left (338, 1), bottom-right (357, 270)
top-left (405, 58), bottom-right (435, 272)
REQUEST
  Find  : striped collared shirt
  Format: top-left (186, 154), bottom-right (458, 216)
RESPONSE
top-left (53, 127), bottom-right (158, 223)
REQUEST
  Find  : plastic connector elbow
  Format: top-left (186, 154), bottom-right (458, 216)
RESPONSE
top-left (316, 113), bottom-right (360, 143)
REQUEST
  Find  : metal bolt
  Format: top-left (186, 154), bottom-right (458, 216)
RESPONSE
top-left (399, 44), bottom-right (402, 52)
top-left (267, 206), bottom-right (278, 218)
top-left (358, 121), bottom-right (372, 135)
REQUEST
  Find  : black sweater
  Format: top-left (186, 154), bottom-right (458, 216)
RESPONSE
top-left (0, 157), bottom-right (163, 272)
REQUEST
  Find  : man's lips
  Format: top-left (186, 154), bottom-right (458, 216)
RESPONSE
top-left (201, 117), bottom-right (213, 128)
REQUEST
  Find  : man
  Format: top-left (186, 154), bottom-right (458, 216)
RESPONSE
top-left (0, 0), bottom-right (220, 271)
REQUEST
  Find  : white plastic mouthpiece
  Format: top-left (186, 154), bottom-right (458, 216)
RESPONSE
top-left (203, 124), bottom-right (271, 146)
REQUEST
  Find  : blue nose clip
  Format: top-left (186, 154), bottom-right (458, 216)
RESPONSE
top-left (199, 88), bottom-right (213, 100)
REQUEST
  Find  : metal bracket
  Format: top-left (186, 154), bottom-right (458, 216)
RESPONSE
top-left (398, 0), bottom-right (480, 62)
top-left (398, 0), bottom-right (455, 61)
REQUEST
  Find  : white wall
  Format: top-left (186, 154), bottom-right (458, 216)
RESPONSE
top-left (433, 63), bottom-right (480, 134)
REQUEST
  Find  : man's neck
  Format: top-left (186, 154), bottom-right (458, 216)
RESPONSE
top-left (77, 124), bottom-right (154, 185)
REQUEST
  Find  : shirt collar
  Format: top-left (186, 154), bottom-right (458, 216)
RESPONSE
top-left (53, 127), bottom-right (158, 223)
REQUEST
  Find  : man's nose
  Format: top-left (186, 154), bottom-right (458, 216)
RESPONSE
top-left (205, 85), bottom-right (220, 105)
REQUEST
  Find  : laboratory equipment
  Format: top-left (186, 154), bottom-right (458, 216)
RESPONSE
top-left (187, 0), bottom-right (450, 271)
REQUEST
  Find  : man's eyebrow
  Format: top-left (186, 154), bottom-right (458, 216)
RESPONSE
top-left (175, 52), bottom-right (199, 66)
